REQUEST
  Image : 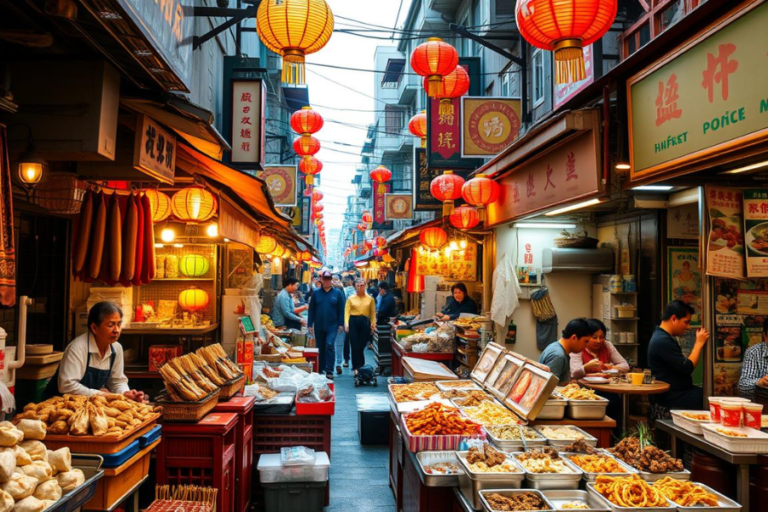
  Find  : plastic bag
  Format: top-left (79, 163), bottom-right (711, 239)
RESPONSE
top-left (296, 373), bottom-right (334, 403)
top-left (281, 446), bottom-right (316, 466)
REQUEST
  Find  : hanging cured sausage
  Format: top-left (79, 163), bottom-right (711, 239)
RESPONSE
top-left (120, 194), bottom-right (138, 284)
top-left (130, 193), bottom-right (145, 286)
top-left (86, 192), bottom-right (106, 281)
top-left (72, 190), bottom-right (93, 278)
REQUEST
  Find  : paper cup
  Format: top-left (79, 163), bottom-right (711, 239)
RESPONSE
top-left (743, 403), bottom-right (763, 429)
top-left (628, 373), bottom-right (644, 385)
top-left (709, 397), bottom-right (723, 422)
top-left (721, 402), bottom-right (743, 427)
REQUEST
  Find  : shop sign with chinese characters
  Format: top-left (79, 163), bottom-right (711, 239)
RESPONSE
top-left (461, 97), bottom-right (522, 157)
top-left (628, 2), bottom-right (768, 180)
top-left (743, 189), bottom-right (768, 277)
top-left (705, 185), bottom-right (745, 279)
top-left (384, 194), bottom-right (413, 220)
top-left (133, 115), bottom-right (176, 184)
top-left (373, 183), bottom-right (392, 230)
top-left (259, 166), bottom-right (297, 207)
top-left (231, 80), bottom-right (264, 166)
top-left (487, 130), bottom-right (600, 226)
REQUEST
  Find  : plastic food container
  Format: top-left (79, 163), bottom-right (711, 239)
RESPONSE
top-left (511, 452), bottom-right (583, 490)
top-left (414, 451), bottom-right (463, 487)
top-left (478, 489), bottom-right (556, 512)
top-left (257, 451), bottom-right (330, 483)
top-left (708, 397), bottom-right (723, 423)
top-left (436, 380), bottom-right (481, 392)
top-left (701, 424), bottom-right (768, 453)
top-left (743, 403), bottom-right (763, 429)
top-left (670, 410), bottom-right (712, 435)
top-left (720, 402), bottom-right (743, 427)
top-left (456, 451), bottom-right (525, 510)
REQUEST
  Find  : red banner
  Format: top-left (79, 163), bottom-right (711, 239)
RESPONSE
top-left (373, 182), bottom-right (391, 229)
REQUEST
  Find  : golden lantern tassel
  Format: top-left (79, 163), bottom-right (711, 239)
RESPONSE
top-left (477, 206), bottom-right (487, 222)
top-left (282, 50), bottom-right (307, 85)
top-left (427, 75), bottom-right (442, 98)
top-left (305, 175), bottom-right (313, 186)
top-left (378, 183), bottom-right (386, 194)
top-left (442, 201), bottom-right (454, 218)
top-left (554, 40), bottom-right (586, 85)
top-left (420, 137), bottom-right (426, 148)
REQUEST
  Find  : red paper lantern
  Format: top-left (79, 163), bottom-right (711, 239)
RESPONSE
top-left (290, 106), bottom-right (324, 135)
top-left (293, 136), bottom-right (321, 158)
top-left (369, 165), bottom-right (392, 194)
top-left (408, 110), bottom-right (427, 148)
top-left (516, 0), bottom-right (617, 84)
top-left (450, 205), bottom-right (481, 230)
top-left (462, 174), bottom-right (500, 221)
top-left (357, 223), bottom-right (367, 232)
top-left (312, 189), bottom-right (324, 202)
top-left (430, 171), bottom-right (465, 217)
top-left (363, 240), bottom-right (373, 252)
top-left (375, 236), bottom-right (387, 248)
top-left (361, 211), bottom-right (373, 225)
top-left (298, 156), bottom-right (323, 188)
top-left (427, 65), bottom-right (470, 106)
top-left (410, 37), bottom-right (459, 98)
top-left (420, 227), bottom-right (447, 249)
top-left (313, 203), bottom-right (324, 214)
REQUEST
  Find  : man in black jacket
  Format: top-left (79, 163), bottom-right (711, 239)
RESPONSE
top-left (376, 282), bottom-right (397, 326)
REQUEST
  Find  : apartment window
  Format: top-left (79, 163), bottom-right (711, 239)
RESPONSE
top-left (657, 0), bottom-right (685, 34)
top-left (495, 0), bottom-right (514, 16)
top-left (500, 66), bottom-right (515, 97)
top-left (621, 0), bottom-right (704, 59)
top-left (384, 105), bottom-right (406, 135)
top-left (532, 50), bottom-right (545, 106)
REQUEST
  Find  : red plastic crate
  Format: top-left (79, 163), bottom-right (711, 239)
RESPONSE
top-left (213, 397), bottom-right (255, 512)
top-left (295, 382), bottom-right (335, 416)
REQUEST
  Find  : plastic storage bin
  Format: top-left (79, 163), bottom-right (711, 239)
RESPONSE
top-left (257, 451), bottom-right (330, 483)
top-left (99, 439), bottom-right (140, 468)
top-left (263, 481), bottom-right (326, 512)
top-left (139, 425), bottom-right (162, 448)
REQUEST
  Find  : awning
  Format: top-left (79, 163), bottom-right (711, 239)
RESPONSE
top-left (122, 97), bottom-right (231, 161)
top-left (282, 86), bottom-right (310, 112)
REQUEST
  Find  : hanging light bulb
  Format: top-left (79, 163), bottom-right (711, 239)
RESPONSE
top-left (161, 227), bottom-right (175, 243)
top-left (449, 240), bottom-right (459, 251)
top-left (444, 247), bottom-right (452, 256)
top-left (459, 239), bottom-right (467, 249)
top-left (206, 223), bottom-right (218, 237)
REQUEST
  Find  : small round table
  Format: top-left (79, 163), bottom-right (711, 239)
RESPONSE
top-left (578, 379), bottom-right (670, 429)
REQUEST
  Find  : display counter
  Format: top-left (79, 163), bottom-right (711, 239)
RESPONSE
top-left (392, 340), bottom-right (453, 378)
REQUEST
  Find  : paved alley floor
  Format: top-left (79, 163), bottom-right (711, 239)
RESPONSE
top-left (327, 358), bottom-right (395, 512)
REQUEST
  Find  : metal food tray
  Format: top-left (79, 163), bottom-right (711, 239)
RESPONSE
top-left (414, 450), bottom-right (463, 487)
top-left (661, 481), bottom-right (741, 512)
top-left (562, 452), bottom-right (638, 482)
top-left (534, 425), bottom-right (598, 448)
top-left (566, 396), bottom-right (610, 420)
top-left (511, 452), bottom-right (583, 490)
top-left (586, 482), bottom-right (675, 512)
top-left (637, 468), bottom-right (691, 482)
top-left (478, 489), bottom-right (556, 512)
top-left (541, 489), bottom-right (611, 511)
top-left (436, 379), bottom-right (482, 392)
top-left (485, 425), bottom-right (548, 452)
top-left (49, 455), bottom-right (105, 512)
top-left (456, 451), bottom-right (525, 510)
top-left (537, 394), bottom-right (568, 420)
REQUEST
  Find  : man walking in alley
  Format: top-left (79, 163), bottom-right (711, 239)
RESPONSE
top-left (308, 270), bottom-right (346, 379)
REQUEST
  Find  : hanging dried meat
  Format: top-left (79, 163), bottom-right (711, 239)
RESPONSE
top-left (86, 191), bottom-right (106, 281)
top-left (72, 190), bottom-right (93, 278)
top-left (120, 194), bottom-right (138, 284)
top-left (141, 193), bottom-right (155, 284)
top-left (131, 193), bottom-right (145, 286)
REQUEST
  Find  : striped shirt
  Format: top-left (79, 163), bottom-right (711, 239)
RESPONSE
top-left (739, 342), bottom-right (768, 399)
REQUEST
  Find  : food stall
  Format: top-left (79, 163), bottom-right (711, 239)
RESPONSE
top-left (387, 342), bottom-right (743, 512)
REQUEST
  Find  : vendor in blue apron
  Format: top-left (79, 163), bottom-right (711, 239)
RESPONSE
top-left (44, 301), bottom-right (146, 402)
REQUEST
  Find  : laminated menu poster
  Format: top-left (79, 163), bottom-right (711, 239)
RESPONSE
top-left (705, 185), bottom-right (745, 279)
top-left (743, 189), bottom-right (768, 277)
top-left (714, 316), bottom-right (744, 363)
top-left (714, 363), bottom-right (741, 397)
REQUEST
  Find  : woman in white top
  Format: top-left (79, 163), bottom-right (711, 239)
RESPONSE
top-left (569, 319), bottom-right (630, 380)
top-left (43, 302), bottom-right (146, 402)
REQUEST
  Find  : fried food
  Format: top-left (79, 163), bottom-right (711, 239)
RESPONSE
top-left (560, 383), bottom-right (600, 400)
top-left (462, 402), bottom-right (519, 426)
top-left (439, 380), bottom-right (477, 389)
top-left (391, 383), bottom-right (440, 403)
top-left (593, 474), bottom-right (668, 507)
top-left (537, 426), bottom-right (584, 440)
top-left (485, 425), bottom-right (541, 441)
top-left (681, 412), bottom-right (710, 421)
top-left (452, 390), bottom-right (493, 407)
top-left (404, 403), bottom-right (480, 436)
top-left (610, 437), bottom-right (683, 473)
top-left (467, 444), bottom-right (506, 467)
top-left (516, 448), bottom-right (574, 474)
top-left (484, 492), bottom-right (547, 511)
top-left (568, 454), bottom-right (626, 473)
top-left (654, 477), bottom-right (720, 506)
top-left (716, 428), bottom-right (747, 438)
top-left (562, 439), bottom-right (598, 454)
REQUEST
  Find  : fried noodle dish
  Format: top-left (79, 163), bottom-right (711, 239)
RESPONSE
top-left (560, 383), bottom-right (601, 400)
top-left (568, 454), bottom-right (626, 473)
top-left (653, 476), bottom-right (720, 506)
top-left (593, 474), bottom-right (668, 508)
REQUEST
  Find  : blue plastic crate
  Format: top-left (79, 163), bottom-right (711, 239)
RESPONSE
top-left (99, 439), bottom-right (140, 468)
top-left (139, 425), bottom-right (162, 448)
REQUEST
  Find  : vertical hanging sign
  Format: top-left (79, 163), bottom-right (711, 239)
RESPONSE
top-left (743, 189), bottom-right (768, 277)
top-left (230, 79), bottom-right (265, 167)
top-left (373, 183), bottom-right (392, 230)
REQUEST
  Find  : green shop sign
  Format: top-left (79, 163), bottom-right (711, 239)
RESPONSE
top-left (628, 2), bottom-right (768, 180)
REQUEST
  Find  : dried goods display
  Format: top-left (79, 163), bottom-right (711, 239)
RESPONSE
top-left (400, 323), bottom-right (455, 353)
top-left (593, 474), bottom-right (668, 507)
top-left (485, 425), bottom-right (540, 441)
top-left (452, 391), bottom-right (493, 407)
top-left (559, 383), bottom-right (600, 400)
top-left (462, 402), bottom-right (519, 426)
top-left (516, 448), bottom-right (575, 474)
top-left (484, 492), bottom-right (547, 511)
top-left (653, 477), bottom-right (719, 506)
top-left (609, 437), bottom-right (683, 473)
top-left (452, 316), bottom-right (485, 329)
top-left (465, 444), bottom-right (518, 473)
top-left (567, 454), bottom-right (626, 473)
top-left (681, 412), bottom-right (710, 421)
top-left (404, 403), bottom-right (481, 436)
top-left (423, 462), bottom-right (460, 475)
top-left (561, 439), bottom-right (598, 454)
top-left (158, 344), bottom-right (242, 402)
top-left (716, 428), bottom-right (747, 437)
top-left (15, 395), bottom-right (160, 437)
top-left (391, 383), bottom-right (440, 403)
top-left (560, 501), bottom-right (590, 510)
top-left (537, 426), bottom-right (584, 441)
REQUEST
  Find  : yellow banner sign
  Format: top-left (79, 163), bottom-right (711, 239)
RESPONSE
top-left (628, 2), bottom-right (768, 180)
top-left (259, 166), bottom-right (297, 207)
top-left (461, 97), bottom-right (521, 157)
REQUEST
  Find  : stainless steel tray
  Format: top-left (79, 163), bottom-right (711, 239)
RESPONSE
top-left (533, 425), bottom-right (598, 448)
top-left (567, 397), bottom-right (610, 420)
top-left (457, 451), bottom-right (525, 510)
top-left (637, 468), bottom-right (691, 482)
top-left (563, 452), bottom-right (637, 482)
top-left (511, 452), bottom-right (583, 490)
top-left (485, 425), bottom-right (548, 452)
top-left (541, 489), bottom-right (611, 511)
top-left (437, 379), bottom-right (482, 392)
top-left (414, 450), bottom-right (463, 487)
top-left (537, 395), bottom-right (568, 420)
top-left (478, 489), bottom-right (556, 512)
top-left (586, 482), bottom-right (675, 512)
top-left (662, 481), bottom-right (741, 512)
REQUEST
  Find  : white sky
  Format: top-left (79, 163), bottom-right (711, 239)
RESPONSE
top-left (306, 0), bottom-right (411, 256)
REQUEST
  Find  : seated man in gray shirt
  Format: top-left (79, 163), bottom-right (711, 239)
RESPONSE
top-left (539, 318), bottom-right (593, 385)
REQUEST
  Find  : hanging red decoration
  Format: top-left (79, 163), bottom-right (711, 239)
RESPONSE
top-left (408, 110), bottom-right (427, 148)
top-left (516, 0), bottom-right (617, 85)
top-left (357, 223), bottom-right (367, 232)
top-left (369, 165), bottom-right (392, 194)
top-left (293, 136), bottom-right (321, 159)
top-left (407, 248), bottom-right (425, 293)
top-left (298, 156), bottom-right (323, 189)
top-left (427, 65), bottom-right (470, 115)
top-left (361, 211), bottom-right (373, 226)
top-left (375, 236), bottom-right (387, 248)
top-left (450, 205), bottom-right (481, 230)
top-left (419, 227), bottom-right (448, 249)
top-left (410, 37), bottom-right (459, 98)
top-left (311, 189), bottom-right (324, 202)
top-left (462, 174), bottom-right (500, 221)
top-left (290, 106), bottom-right (324, 135)
top-left (430, 171), bottom-right (465, 217)
top-left (362, 240), bottom-right (373, 252)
